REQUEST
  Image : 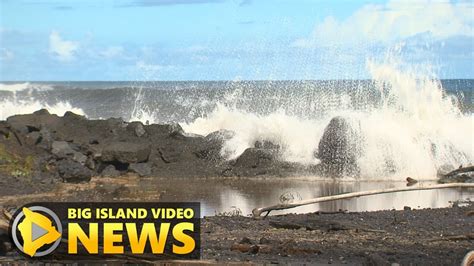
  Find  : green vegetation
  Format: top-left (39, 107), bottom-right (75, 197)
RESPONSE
top-left (0, 143), bottom-right (34, 177)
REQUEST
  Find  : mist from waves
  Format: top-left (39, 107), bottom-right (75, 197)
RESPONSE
top-left (0, 61), bottom-right (472, 180)
top-left (0, 82), bottom-right (85, 119)
top-left (182, 60), bottom-right (473, 180)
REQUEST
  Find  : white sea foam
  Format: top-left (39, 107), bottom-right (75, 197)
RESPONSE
top-left (0, 82), bottom-right (53, 92)
top-left (183, 60), bottom-right (473, 180)
top-left (0, 82), bottom-right (84, 120)
top-left (0, 99), bottom-right (85, 120)
top-left (0, 83), bottom-right (84, 120)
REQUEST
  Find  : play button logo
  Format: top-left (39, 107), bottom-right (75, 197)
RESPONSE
top-left (11, 206), bottom-right (62, 257)
top-left (32, 221), bottom-right (48, 241)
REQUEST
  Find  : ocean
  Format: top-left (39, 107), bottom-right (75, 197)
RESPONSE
top-left (0, 64), bottom-right (473, 181)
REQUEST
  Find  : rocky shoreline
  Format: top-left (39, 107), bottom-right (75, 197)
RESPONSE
top-left (0, 110), bottom-right (473, 264)
top-left (0, 110), bottom-right (472, 193)
top-left (201, 202), bottom-right (474, 265)
top-left (0, 109), bottom-right (311, 190)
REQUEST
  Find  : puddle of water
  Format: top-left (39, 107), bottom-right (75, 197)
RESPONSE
top-left (136, 178), bottom-right (474, 217)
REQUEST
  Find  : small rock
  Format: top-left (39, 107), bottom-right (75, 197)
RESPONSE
top-left (51, 141), bottom-right (75, 158)
top-left (129, 163), bottom-right (152, 177)
top-left (406, 177), bottom-right (418, 186)
top-left (102, 142), bottom-right (151, 164)
top-left (239, 237), bottom-right (252, 245)
top-left (403, 206), bottom-right (411, 211)
top-left (254, 140), bottom-right (280, 149)
top-left (85, 157), bottom-right (96, 170)
top-left (33, 109), bottom-right (50, 115)
top-left (167, 123), bottom-right (185, 138)
top-left (51, 141), bottom-right (87, 165)
top-left (56, 159), bottom-right (92, 183)
top-left (205, 129), bottom-right (235, 142)
top-left (248, 245), bottom-right (259, 254)
top-left (437, 164), bottom-right (455, 177)
top-left (25, 131), bottom-right (42, 146)
top-left (72, 151), bottom-right (88, 165)
top-left (230, 243), bottom-right (251, 253)
top-left (234, 148), bottom-right (277, 169)
top-left (101, 165), bottom-right (121, 177)
top-left (259, 237), bottom-right (270, 244)
top-left (257, 244), bottom-right (272, 254)
top-left (63, 111), bottom-right (86, 120)
top-left (128, 122), bottom-right (146, 137)
top-left (38, 129), bottom-right (53, 150)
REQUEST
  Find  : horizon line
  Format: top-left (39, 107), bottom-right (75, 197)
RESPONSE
top-left (1, 78), bottom-right (474, 83)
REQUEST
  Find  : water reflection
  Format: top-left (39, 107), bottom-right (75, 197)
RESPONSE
top-left (139, 178), bottom-right (473, 217)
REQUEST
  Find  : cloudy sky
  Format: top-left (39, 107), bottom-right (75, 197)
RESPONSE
top-left (0, 0), bottom-right (472, 80)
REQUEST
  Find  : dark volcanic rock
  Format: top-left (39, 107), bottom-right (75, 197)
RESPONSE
top-left (51, 141), bottom-right (75, 157)
top-left (1, 110), bottom-right (316, 180)
top-left (437, 164), bottom-right (456, 177)
top-left (25, 131), bottom-right (42, 146)
top-left (101, 142), bottom-right (150, 164)
top-left (195, 130), bottom-right (235, 161)
top-left (205, 129), bottom-right (235, 142)
top-left (144, 123), bottom-right (185, 139)
top-left (229, 148), bottom-right (304, 177)
top-left (51, 141), bottom-right (87, 165)
top-left (127, 122), bottom-right (147, 137)
top-left (235, 148), bottom-right (277, 169)
top-left (100, 165), bottom-right (121, 177)
top-left (129, 163), bottom-right (152, 177)
top-left (254, 140), bottom-right (280, 150)
top-left (6, 110), bottom-right (60, 134)
top-left (56, 159), bottom-right (92, 183)
top-left (316, 116), bottom-right (363, 177)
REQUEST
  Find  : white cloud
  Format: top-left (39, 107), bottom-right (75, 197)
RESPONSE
top-left (100, 46), bottom-right (125, 58)
top-left (136, 60), bottom-right (165, 72)
top-left (292, 0), bottom-right (474, 48)
top-left (49, 31), bottom-right (79, 61)
top-left (0, 48), bottom-right (14, 61)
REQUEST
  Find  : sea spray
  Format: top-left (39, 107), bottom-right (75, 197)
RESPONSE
top-left (0, 65), bottom-right (471, 180)
top-left (183, 60), bottom-right (473, 180)
top-left (0, 83), bottom-right (85, 119)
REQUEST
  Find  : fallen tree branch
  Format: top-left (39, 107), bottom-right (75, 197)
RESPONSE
top-left (444, 166), bottom-right (474, 177)
top-left (252, 183), bottom-right (474, 218)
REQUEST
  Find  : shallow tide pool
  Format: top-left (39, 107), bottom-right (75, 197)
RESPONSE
top-left (136, 178), bottom-right (474, 217)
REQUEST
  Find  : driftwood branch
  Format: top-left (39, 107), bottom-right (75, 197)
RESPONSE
top-left (252, 183), bottom-right (474, 218)
top-left (443, 166), bottom-right (474, 177)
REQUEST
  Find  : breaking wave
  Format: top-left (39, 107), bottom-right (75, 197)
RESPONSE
top-left (183, 60), bottom-right (473, 180)
top-left (0, 83), bottom-right (84, 119)
top-left (0, 60), bottom-right (472, 180)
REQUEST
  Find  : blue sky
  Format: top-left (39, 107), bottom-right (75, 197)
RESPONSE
top-left (0, 0), bottom-right (472, 80)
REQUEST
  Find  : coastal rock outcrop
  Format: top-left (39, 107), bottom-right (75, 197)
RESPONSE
top-left (0, 110), bottom-right (310, 184)
top-left (228, 144), bottom-right (304, 177)
top-left (315, 116), bottom-right (363, 177)
top-left (195, 129), bottom-right (235, 162)
top-left (101, 142), bottom-right (151, 164)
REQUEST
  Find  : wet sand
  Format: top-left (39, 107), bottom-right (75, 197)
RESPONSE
top-left (202, 202), bottom-right (474, 265)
